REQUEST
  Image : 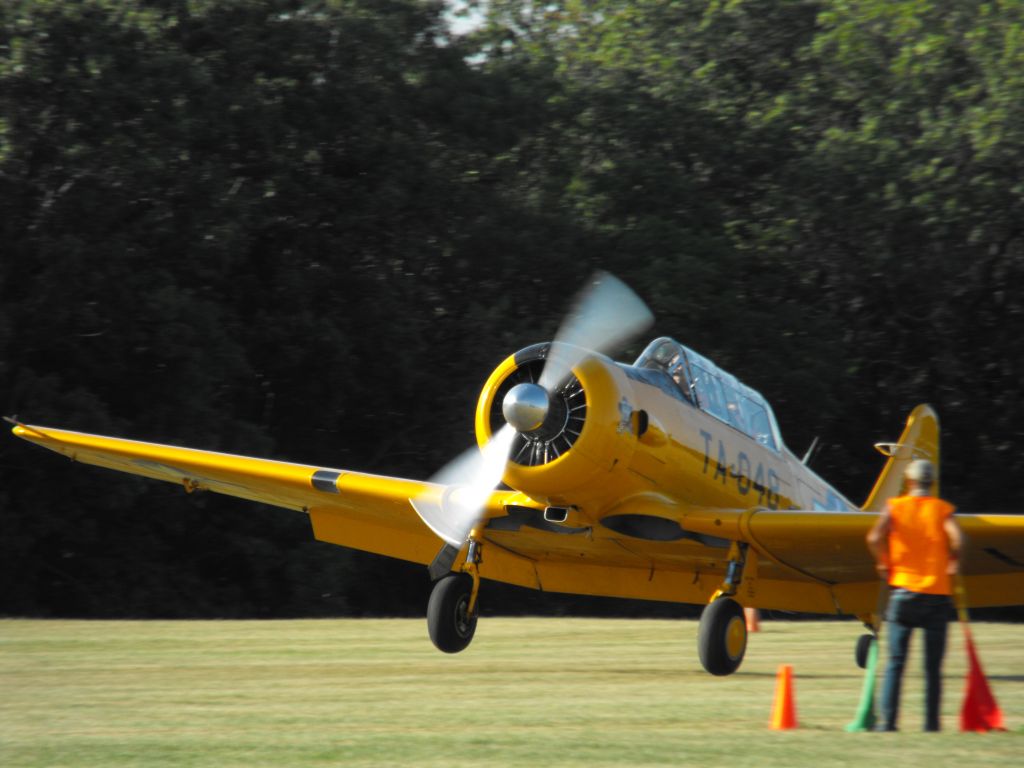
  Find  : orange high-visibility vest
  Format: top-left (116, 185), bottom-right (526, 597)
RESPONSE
top-left (886, 495), bottom-right (956, 595)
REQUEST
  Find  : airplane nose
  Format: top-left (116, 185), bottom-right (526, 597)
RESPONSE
top-left (502, 383), bottom-right (549, 433)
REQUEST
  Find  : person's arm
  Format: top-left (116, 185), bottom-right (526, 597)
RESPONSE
top-left (867, 504), bottom-right (893, 579)
top-left (944, 513), bottom-right (963, 575)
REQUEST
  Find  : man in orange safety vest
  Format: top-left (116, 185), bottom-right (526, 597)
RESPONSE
top-left (867, 458), bottom-right (963, 732)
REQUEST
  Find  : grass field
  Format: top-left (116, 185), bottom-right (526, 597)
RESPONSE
top-left (1, 618), bottom-right (1021, 767)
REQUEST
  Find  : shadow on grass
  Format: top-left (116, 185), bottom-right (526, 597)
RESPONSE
top-left (735, 671), bottom-right (863, 680)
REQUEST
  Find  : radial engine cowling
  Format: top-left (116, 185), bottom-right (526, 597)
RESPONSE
top-left (475, 343), bottom-right (638, 504)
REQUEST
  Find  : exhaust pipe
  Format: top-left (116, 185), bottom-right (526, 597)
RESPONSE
top-left (544, 506), bottom-right (570, 524)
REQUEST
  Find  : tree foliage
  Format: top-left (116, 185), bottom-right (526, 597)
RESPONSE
top-left (2, 0), bottom-right (1022, 617)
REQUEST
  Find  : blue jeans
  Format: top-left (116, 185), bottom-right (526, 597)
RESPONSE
top-left (880, 588), bottom-right (952, 731)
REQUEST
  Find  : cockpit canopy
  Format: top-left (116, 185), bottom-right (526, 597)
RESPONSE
top-left (632, 337), bottom-right (783, 451)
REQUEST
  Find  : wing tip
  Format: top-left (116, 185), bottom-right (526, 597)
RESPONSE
top-left (6, 417), bottom-right (50, 442)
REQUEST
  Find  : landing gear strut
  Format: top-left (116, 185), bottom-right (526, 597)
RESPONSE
top-left (697, 542), bottom-right (750, 676)
top-left (426, 536), bottom-right (482, 654)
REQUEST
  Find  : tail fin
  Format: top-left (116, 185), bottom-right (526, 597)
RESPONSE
top-left (861, 404), bottom-right (940, 511)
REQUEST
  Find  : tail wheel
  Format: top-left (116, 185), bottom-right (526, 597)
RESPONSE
top-left (427, 573), bottom-right (478, 654)
top-left (855, 633), bottom-right (875, 669)
top-left (698, 597), bottom-right (747, 676)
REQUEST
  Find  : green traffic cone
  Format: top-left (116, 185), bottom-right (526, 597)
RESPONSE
top-left (845, 637), bottom-right (879, 732)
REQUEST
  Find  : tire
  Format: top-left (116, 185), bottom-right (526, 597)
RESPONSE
top-left (697, 597), bottom-right (747, 676)
top-left (427, 573), bottom-right (478, 654)
top-left (855, 633), bottom-right (875, 669)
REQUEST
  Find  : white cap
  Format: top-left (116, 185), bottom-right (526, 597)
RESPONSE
top-left (904, 459), bottom-right (935, 485)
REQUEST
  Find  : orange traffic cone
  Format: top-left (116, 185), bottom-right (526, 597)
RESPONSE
top-left (770, 664), bottom-right (798, 730)
top-left (745, 607), bottom-right (761, 632)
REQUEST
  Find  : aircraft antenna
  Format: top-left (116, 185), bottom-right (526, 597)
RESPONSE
top-left (801, 436), bottom-right (820, 466)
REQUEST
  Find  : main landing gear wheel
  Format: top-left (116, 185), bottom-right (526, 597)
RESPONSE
top-left (698, 597), bottom-right (747, 676)
top-left (427, 573), bottom-right (478, 654)
top-left (855, 633), bottom-right (875, 669)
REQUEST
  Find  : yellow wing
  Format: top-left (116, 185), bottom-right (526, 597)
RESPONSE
top-left (738, 508), bottom-right (1024, 615)
top-left (10, 423), bottom-right (472, 567)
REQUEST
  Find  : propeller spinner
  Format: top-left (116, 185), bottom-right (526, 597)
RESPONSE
top-left (501, 382), bottom-right (549, 433)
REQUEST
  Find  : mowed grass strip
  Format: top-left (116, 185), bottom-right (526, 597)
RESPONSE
top-left (1, 618), bottom-right (1021, 767)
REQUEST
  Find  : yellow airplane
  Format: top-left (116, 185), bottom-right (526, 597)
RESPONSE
top-left (10, 274), bottom-right (1024, 675)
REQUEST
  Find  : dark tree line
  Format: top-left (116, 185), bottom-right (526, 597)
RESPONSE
top-left (1, 0), bottom-right (1022, 617)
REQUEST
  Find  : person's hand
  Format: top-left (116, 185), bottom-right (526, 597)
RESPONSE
top-left (946, 558), bottom-right (960, 576)
top-left (875, 562), bottom-right (889, 579)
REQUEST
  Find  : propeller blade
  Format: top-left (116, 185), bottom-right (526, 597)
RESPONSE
top-left (537, 271), bottom-right (653, 393)
top-left (411, 424), bottom-right (516, 546)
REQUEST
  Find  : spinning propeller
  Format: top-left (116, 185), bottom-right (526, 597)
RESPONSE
top-left (411, 272), bottom-right (653, 547)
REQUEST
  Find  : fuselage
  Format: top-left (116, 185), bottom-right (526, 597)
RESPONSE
top-left (475, 337), bottom-right (855, 525)
top-left (619, 358), bottom-right (853, 515)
